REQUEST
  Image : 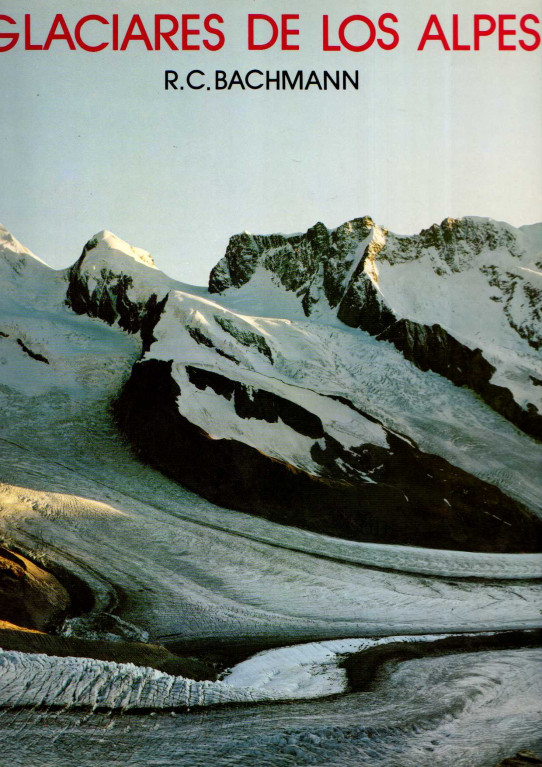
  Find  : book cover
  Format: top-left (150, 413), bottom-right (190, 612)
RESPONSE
top-left (0, 1), bottom-right (541, 765)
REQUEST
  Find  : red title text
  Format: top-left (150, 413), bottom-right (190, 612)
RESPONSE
top-left (0, 13), bottom-right (539, 53)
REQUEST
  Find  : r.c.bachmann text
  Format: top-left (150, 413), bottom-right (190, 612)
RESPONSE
top-left (164, 69), bottom-right (360, 91)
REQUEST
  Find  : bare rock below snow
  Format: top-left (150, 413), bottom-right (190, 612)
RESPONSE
top-left (113, 359), bottom-right (542, 553)
top-left (66, 231), bottom-right (169, 348)
top-left (209, 216), bottom-right (542, 440)
top-left (0, 546), bottom-right (70, 632)
top-left (376, 319), bottom-right (542, 441)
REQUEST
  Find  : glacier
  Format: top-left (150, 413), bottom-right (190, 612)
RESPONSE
top-left (0, 216), bottom-right (541, 766)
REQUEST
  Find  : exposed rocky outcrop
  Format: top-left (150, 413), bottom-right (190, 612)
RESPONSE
top-left (209, 216), bottom-right (376, 315)
top-left (67, 259), bottom-right (164, 337)
top-left (65, 232), bottom-right (170, 345)
top-left (209, 216), bottom-right (542, 441)
top-left (214, 315), bottom-right (273, 361)
top-left (187, 326), bottom-right (240, 364)
top-left (16, 338), bottom-right (50, 364)
top-left (186, 366), bottom-right (324, 439)
top-left (0, 546), bottom-right (70, 632)
top-left (336, 244), bottom-right (395, 334)
top-left (376, 320), bottom-right (542, 441)
top-left (113, 359), bottom-right (542, 553)
top-left (481, 263), bottom-right (542, 350)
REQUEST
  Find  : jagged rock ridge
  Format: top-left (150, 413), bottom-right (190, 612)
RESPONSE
top-left (210, 216), bottom-right (542, 440)
top-left (209, 216), bottom-right (379, 317)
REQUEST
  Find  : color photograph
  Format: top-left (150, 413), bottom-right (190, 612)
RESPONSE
top-left (1, 1), bottom-right (541, 765)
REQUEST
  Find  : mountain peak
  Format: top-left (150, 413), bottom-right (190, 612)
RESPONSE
top-left (0, 223), bottom-right (51, 276)
top-left (65, 230), bottom-right (177, 337)
top-left (82, 230), bottom-right (156, 269)
top-left (208, 215), bottom-right (377, 303)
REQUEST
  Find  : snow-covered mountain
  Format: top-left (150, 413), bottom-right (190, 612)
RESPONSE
top-left (209, 216), bottom-right (542, 440)
top-left (1, 217), bottom-right (542, 766)
top-left (47, 217), bottom-right (542, 552)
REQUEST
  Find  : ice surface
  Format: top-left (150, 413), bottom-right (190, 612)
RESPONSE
top-left (1, 649), bottom-right (541, 767)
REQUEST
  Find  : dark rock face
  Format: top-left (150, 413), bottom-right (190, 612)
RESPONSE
top-left (16, 339), bottom-right (49, 364)
top-left (311, 430), bottom-right (542, 551)
top-left (140, 294), bottom-right (169, 353)
top-left (337, 263), bottom-right (395, 334)
top-left (209, 217), bottom-right (376, 317)
top-left (214, 316), bottom-right (273, 362)
top-left (66, 239), bottom-right (168, 342)
top-left (114, 360), bottom-right (352, 539)
top-left (186, 366), bottom-right (324, 439)
top-left (208, 231), bottom-right (265, 293)
top-left (481, 263), bottom-right (542, 350)
top-left (187, 327), bottom-right (214, 348)
top-left (187, 326), bottom-right (240, 364)
top-left (376, 320), bottom-right (542, 441)
top-left (113, 360), bottom-right (542, 553)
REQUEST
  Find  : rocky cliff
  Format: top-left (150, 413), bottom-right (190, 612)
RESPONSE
top-left (210, 216), bottom-right (542, 439)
